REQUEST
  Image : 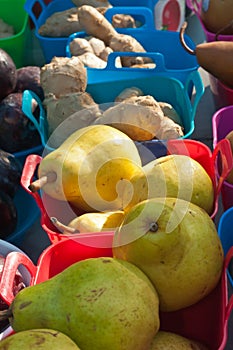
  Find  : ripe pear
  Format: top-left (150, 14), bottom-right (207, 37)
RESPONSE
top-left (0, 328), bottom-right (81, 349)
top-left (225, 130), bottom-right (233, 184)
top-left (6, 257), bottom-right (160, 350)
top-left (113, 197), bottom-right (224, 312)
top-left (38, 124), bottom-right (142, 212)
top-left (150, 331), bottom-right (208, 350)
top-left (65, 210), bottom-right (125, 234)
top-left (122, 154), bottom-right (214, 214)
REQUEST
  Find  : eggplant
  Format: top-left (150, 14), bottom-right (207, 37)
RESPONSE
top-left (0, 190), bottom-right (17, 239)
top-left (0, 150), bottom-right (22, 198)
top-left (14, 66), bottom-right (44, 101)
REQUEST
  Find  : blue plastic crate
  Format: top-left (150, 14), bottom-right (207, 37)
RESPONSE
top-left (66, 21), bottom-right (198, 86)
top-left (24, 0), bottom-right (154, 63)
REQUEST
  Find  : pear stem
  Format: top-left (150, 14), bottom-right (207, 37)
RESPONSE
top-left (50, 217), bottom-right (79, 234)
top-left (0, 308), bottom-right (12, 321)
top-left (28, 172), bottom-right (57, 193)
top-left (179, 21), bottom-right (195, 55)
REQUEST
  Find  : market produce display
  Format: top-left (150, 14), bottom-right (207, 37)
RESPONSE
top-left (1, 0), bottom-right (233, 349)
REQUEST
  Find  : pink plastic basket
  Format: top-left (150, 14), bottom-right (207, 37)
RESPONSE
top-left (212, 105), bottom-right (233, 211)
top-left (0, 235), bottom-right (233, 349)
top-left (20, 139), bottom-right (233, 244)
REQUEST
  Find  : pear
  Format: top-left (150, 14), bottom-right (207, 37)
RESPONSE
top-left (37, 124), bottom-right (142, 212)
top-left (0, 328), bottom-right (81, 349)
top-left (113, 197), bottom-right (224, 312)
top-left (122, 154), bottom-right (214, 214)
top-left (64, 210), bottom-right (125, 234)
top-left (150, 331), bottom-right (209, 350)
top-left (5, 257), bottom-right (160, 350)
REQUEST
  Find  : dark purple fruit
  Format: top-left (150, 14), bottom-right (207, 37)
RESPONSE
top-left (0, 150), bottom-right (22, 198)
top-left (14, 66), bottom-right (44, 101)
top-left (0, 190), bottom-right (17, 239)
top-left (0, 92), bottom-right (41, 153)
top-left (0, 49), bottom-right (17, 102)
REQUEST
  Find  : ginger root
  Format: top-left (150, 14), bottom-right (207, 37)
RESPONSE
top-left (93, 96), bottom-right (164, 141)
top-left (78, 51), bottom-right (107, 68)
top-left (77, 5), bottom-right (117, 46)
top-left (44, 92), bottom-right (102, 147)
top-left (115, 87), bottom-right (143, 102)
top-left (69, 37), bottom-right (93, 56)
top-left (38, 8), bottom-right (83, 37)
top-left (71, 0), bottom-right (112, 8)
top-left (40, 56), bottom-right (87, 98)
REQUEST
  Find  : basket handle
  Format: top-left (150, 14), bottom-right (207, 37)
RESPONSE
top-left (104, 6), bottom-right (154, 29)
top-left (212, 138), bottom-right (233, 198)
top-left (24, 0), bottom-right (48, 30)
top-left (184, 70), bottom-right (205, 122)
top-left (22, 90), bottom-right (48, 147)
top-left (223, 246), bottom-right (233, 321)
top-left (20, 154), bottom-right (44, 212)
top-left (0, 252), bottom-right (37, 305)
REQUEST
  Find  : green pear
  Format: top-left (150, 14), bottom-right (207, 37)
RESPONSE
top-left (5, 257), bottom-right (160, 350)
top-left (122, 154), bottom-right (214, 215)
top-left (37, 124), bottom-right (142, 212)
top-left (150, 331), bottom-right (208, 350)
top-left (0, 329), bottom-right (81, 349)
top-left (113, 197), bottom-right (224, 312)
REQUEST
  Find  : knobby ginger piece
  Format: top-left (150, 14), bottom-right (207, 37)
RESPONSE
top-left (109, 33), bottom-right (151, 67)
top-left (99, 47), bottom-right (122, 67)
top-left (77, 5), bottom-right (117, 46)
top-left (93, 98), bottom-right (164, 141)
top-left (112, 14), bottom-right (136, 28)
top-left (72, 0), bottom-right (111, 8)
top-left (115, 87), bottom-right (143, 102)
top-left (40, 56), bottom-right (87, 97)
top-left (88, 37), bottom-right (106, 57)
top-left (69, 37), bottom-right (94, 56)
top-left (158, 102), bottom-right (183, 126)
top-left (78, 52), bottom-right (107, 68)
top-left (44, 92), bottom-right (101, 147)
top-left (38, 8), bottom-right (83, 37)
top-left (155, 117), bottom-right (184, 140)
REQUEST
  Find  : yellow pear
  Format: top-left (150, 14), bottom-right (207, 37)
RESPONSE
top-left (150, 331), bottom-right (208, 350)
top-left (122, 154), bottom-right (214, 214)
top-left (37, 125), bottom-right (142, 212)
top-left (113, 197), bottom-right (224, 312)
top-left (63, 210), bottom-right (125, 234)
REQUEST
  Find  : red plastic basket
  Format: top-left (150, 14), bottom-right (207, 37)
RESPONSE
top-left (0, 235), bottom-right (233, 350)
top-left (20, 139), bottom-right (233, 244)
